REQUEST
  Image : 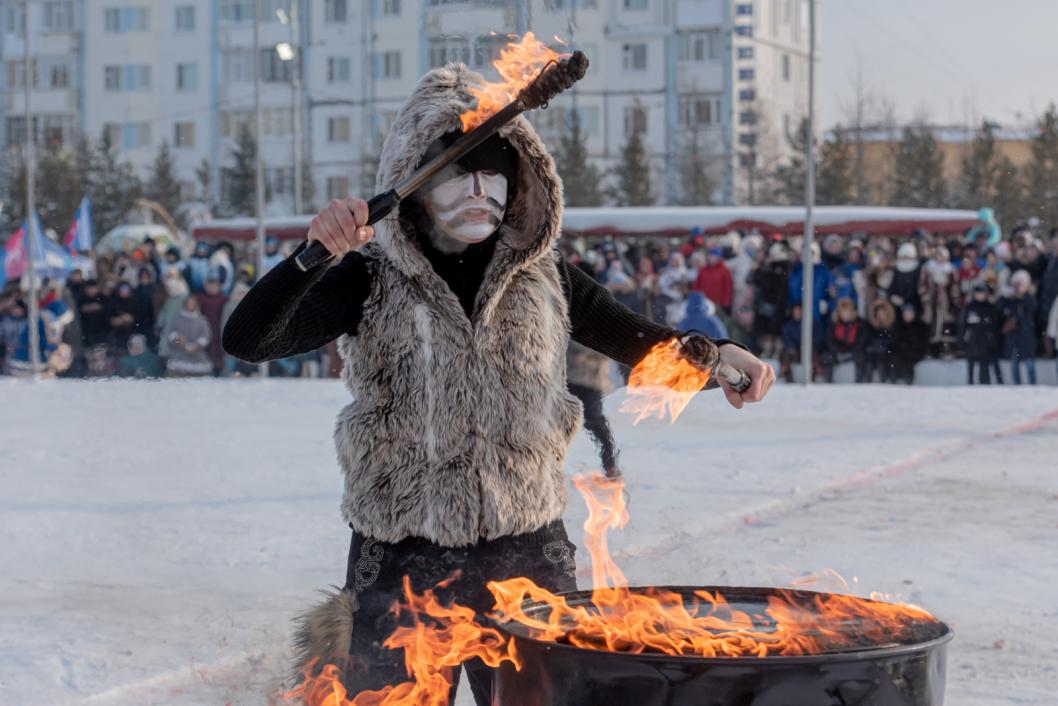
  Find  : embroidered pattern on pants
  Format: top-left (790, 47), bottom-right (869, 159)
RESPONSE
top-left (543, 541), bottom-right (576, 578)
top-left (354, 538), bottom-right (384, 593)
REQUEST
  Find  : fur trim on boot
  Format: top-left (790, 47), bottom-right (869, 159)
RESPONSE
top-left (291, 588), bottom-right (358, 684)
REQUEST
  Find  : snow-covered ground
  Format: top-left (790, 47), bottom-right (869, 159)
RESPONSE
top-left (2, 379), bottom-right (1056, 706)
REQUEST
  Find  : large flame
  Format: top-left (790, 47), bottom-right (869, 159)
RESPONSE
top-left (286, 474), bottom-right (939, 705)
top-left (620, 338), bottom-right (712, 424)
top-left (459, 32), bottom-right (565, 132)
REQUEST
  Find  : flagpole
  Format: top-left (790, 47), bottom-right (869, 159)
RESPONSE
top-left (253, 0), bottom-right (268, 378)
top-left (24, 0), bottom-right (41, 377)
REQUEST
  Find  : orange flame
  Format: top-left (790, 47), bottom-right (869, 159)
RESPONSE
top-left (620, 338), bottom-right (712, 424)
top-left (459, 32), bottom-right (565, 132)
top-left (283, 574), bottom-right (520, 706)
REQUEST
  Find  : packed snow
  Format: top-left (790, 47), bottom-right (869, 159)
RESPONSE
top-left (1, 379), bottom-right (1056, 706)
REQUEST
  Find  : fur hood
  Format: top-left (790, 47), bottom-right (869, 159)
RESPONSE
top-left (368, 63), bottom-right (563, 322)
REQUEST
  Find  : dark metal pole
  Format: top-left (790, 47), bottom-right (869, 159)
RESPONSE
top-left (800, 0), bottom-right (817, 385)
top-left (24, 0), bottom-right (41, 377)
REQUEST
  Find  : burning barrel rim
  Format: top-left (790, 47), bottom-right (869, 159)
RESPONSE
top-left (490, 584), bottom-right (954, 665)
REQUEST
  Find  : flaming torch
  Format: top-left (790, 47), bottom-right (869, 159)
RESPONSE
top-left (295, 33), bottom-right (588, 272)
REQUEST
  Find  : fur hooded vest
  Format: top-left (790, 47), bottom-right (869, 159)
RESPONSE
top-left (334, 64), bottom-right (581, 548)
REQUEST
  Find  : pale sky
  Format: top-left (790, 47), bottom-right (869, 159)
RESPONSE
top-left (820, 0), bottom-right (1057, 128)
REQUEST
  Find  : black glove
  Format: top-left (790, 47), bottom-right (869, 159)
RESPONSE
top-left (677, 333), bottom-right (720, 374)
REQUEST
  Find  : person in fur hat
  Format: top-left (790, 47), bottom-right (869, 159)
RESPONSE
top-left (223, 64), bottom-right (773, 703)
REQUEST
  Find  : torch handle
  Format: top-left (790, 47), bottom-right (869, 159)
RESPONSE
top-left (714, 361), bottom-right (752, 393)
top-left (294, 190), bottom-right (399, 272)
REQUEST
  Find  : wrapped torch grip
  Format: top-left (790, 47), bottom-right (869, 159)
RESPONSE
top-left (714, 361), bottom-right (752, 393)
top-left (294, 190), bottom-right (400, 272)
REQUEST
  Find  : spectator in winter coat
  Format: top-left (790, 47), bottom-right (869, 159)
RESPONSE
top-left (893, 304), bottom-right (930, 385)
top-left (566, 340), bottom-right (619, 477)
top-left (1047, 296), bottom-right (1058, 380)
top-left (1038, 234), bottom-right (1058, 351)
top-left (133, 268), bottom-right (161, 349)
top-left (117, 334), bottom-right (162, 378)
top-left (657, 252), bottom-right (693, 325)
top-left (165, 295), bottom-right (213, 377)
top-left (185, 242), bottom-right (212, 294)
top-left (890, 242), bottom-right (922, 312)
top-left (197, 278), bottom-right (229, 374)
top-left (156, 271), bottom-right (189, 360)
top-left (692, 247), bottom-right (734, 313)
top-left (922, 245), bottom-right (956, 356)
top-left (822, 298), bottom-right (866, 383)
top-left (263, 236), bottom-right (285, 274)
top-left (752, 242), bottom-right (790, 359)
top-left (787, 242), bottom-right (832, 323)
top-left (999, 270), bottom-right (1038, 385)
top-left (678, 291), bottom-right (729, 341)
top-left (105, 282), bottom-right (139, 353)
top-left (959, 284), bottom-right (1001, 384)
top-left (864, 299), bottom-right (898, 383)
top-left (209, 245), bottom-right (236, 295)
top-left (76, 280), bottom-right (109, 349)
top-left (605, 259), bottom-right (643, 315)
top-left (779, 303), bottom-right (823, 383)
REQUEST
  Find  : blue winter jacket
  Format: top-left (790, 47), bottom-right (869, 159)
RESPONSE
top-left (788, 262), bottom-right (833, 321)
top-left (678, 291), bottom-right (728, 340)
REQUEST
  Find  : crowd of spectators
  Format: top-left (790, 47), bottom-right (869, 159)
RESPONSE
top-left (2, 225), bottom-right (1058, 384)
top-left (562, 225), bottom-right (1058, 385)
top-left (0, 236), bottom-right (331, 379)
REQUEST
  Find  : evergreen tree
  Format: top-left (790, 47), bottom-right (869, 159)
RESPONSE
top-left (816, 127), bottom-right (855, 205)
top-left (609, 127), bottom-right (653, 206)
top-left (195, 157), bottom-right (213, 209)
top-left (300, 158), bottom-right (318, 213)
top-left (36, 140), bottom-right (81, 231)
top-left (889, 126), bottom-right (947, 207)
top-left (225, 121), bottom-right (260, 216)
top-left (92, 128), bottom-right (143, 235)
top-left (678, 130), bottom-right (716, 206)
top-left (954, 121), bottom-right (1001, 209)
top-left (773, 118), bottom-right (811, 205)
top-left (0, 150), bottom-right (27, 231)
top-left (148, 140), bottom-right (182, 219)
top-left (75, 136), bottom-right (96, 205)
top-left (360, 152), bottom-right (380, 196)
top-left (1024, 103), bottom-right (1058, 231)
top-left (993, 157), bottom-right (1026, 234)
top-left (554, 109), bottom-right (603, 207)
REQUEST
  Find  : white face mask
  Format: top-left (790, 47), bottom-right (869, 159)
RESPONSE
top-left (424, 170), bottom-right (508, 247)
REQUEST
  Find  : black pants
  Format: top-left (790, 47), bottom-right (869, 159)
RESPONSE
top-left (342, 521), bottom-right (578, 705)
top-left (967, 358), bottom-right (992, 384)
top-left (567, 383), bottom-right (619, 474)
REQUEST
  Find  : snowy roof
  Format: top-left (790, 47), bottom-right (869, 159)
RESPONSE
top-left (190, 206), bottom-right (981, 241)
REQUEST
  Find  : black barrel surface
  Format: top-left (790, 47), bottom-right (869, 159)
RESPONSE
top-left (492, 586), bottom-right (953, 706)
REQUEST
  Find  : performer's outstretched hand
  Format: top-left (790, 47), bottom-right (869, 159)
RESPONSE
top-left (717, 344), bottom-right (775, 409)
top-left (308, 197), bottom-right (375, 258)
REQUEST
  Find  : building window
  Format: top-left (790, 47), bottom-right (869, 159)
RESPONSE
top-left (5, 60), bottom-right (36, 89)
top-left (261, 107), bottom-right (290, 136)
top-left (269, 167), bottom-right (293, 195)
top-left (738, 46), bottom-right (754, 59)
top-left (678, 30), bottom-right (721, 62)
top-left (174, 122), bottom-right (195, 148)
top-left (260, 0), bottom-right (291, 20)
top-left (739, 88), bottom-right (756, 101)
top-left (176, 63), bottom-right (197, 91)
top-left (325, 0), bottom-right (347, 21)
top-left (105, 122), bottom-right (151, 149)
top-left (474, 34), bottom-right (506, 68)
top-left (328, 116), bottom-right (351, 142)
top-left (104, 7), bottom-right (150, 33)
top-left (623, 106), bottom-right (647, 137)
top-left (222, 50), bottom-right (254, 83)
top-left (327, 176), bottom-right (350, 200)
top-left (622, 43), bottom-right (647, 71)
top-left (736, 3), bottom-right (753, 15)
top-left (735, 24), bottom-right (753, 37)
top-left (428, 37), bottom-right (469, 68)
top-left (219, 110), bottom-right (252, 137)
top-left (220, 0), bottom-right (253, 21)
top-left (623, 0), bottom-right (647, 9)
top-left (327, 57), bottom-right (351, 83)
top-left (679, 96), bottom-right (720, 126)
top-left (782, 53), bottom-right (791, 81)
top-left (6, 5), bottom-right (25, 36)
top-left (175, 5), bottom-right (195, 31)
top-left (375, 51), bottom-right (401, 78)
top-left (260, 48), bottom-right (295, 82)
top-left (43, 1), bottom-right (74, 31)
top-left (105, 64), bottom-right (151, 91)
top-left (738, 68), bottom-right (754, 80)
top-left (739, 133), bottom-right (757, 146)
top-left (44, 59), bottom-right (70, 89)
top-left (739, 110), bottom-right (757, 125)
top-left (382, 0), bottom-right (401, 15)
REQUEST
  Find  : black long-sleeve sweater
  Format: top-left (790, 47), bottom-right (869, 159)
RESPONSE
top-left (222, 237), bottom-right (724, 367)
